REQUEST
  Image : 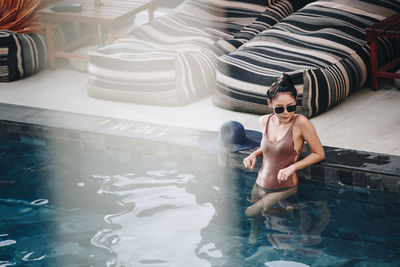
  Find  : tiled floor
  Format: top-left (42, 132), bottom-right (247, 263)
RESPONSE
top-left (1, 7), bottom-right (399, 156)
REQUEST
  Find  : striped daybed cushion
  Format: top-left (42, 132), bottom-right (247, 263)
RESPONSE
top-left (214, 0), bottom-right (315, 54)
top-left (87, 0), bottom-right (309, 106)
top-left (0, 23), bottom-right (89, 82)
top-left (214, 0), bottom-right (400, 117)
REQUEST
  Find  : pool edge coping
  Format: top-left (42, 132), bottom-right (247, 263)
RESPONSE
top-left (0, 103), bottom-right (399, 189)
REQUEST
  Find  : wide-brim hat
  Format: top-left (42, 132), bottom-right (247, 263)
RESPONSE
top-left (198, 121), bottom-right (262, 154)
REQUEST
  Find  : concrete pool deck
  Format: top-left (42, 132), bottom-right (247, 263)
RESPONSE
top-left (0, 66), bottom-right (399, 157)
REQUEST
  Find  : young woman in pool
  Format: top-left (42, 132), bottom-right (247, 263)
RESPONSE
top-left (243, 73), bottom-right (325, 244)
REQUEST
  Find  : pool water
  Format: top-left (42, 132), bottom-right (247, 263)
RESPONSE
top-left (1, 134), bottom-right (400, 266)
top-left (236, 175), bottom-right (400, 266)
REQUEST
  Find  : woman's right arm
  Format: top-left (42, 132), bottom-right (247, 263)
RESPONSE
top-left (243, 115), bottom-right (268, 171)
top-left (243, 148), bottom-right (262, 171)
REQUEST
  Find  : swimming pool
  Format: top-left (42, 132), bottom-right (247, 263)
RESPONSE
top-left (1, 120), bottom-right (400, 266)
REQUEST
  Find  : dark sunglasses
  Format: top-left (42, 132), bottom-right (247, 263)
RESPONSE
top-left (274, 105), bottom-right (296, 114)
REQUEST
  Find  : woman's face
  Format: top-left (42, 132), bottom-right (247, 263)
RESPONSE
top-left (268, 92), bottom-right (297, 123)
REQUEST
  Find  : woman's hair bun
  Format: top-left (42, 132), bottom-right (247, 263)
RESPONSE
top-left (279, 73), bottom-right (290, 82)
top-left (266, 73), bottom-right (297, 101)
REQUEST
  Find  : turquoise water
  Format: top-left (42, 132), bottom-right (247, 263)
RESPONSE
top-left (1, 134), bottom-right (400, 266)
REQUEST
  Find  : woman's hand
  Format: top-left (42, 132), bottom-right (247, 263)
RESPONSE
top-left (243, 154), bottom-right (257, 171)
top-left (277, 164), bottom-right (296, 183)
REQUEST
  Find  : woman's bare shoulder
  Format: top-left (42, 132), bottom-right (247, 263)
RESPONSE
top-left (295, 114), bottom-right (311, 125)
top-left (259, 114), bottom-right (272, 127)
top-left (295, 114), bottom-right (317, 132)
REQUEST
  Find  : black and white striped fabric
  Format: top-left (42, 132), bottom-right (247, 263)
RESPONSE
top-left (87, 0), bottom-right (306, 105)
top-left (0, 23), bottom-right (88, 82)
top-left (214, 0), bottom-right (400, 117)
top-left (214, 0), bottom-right (314, 54)
top-left (0, 31), bottom-right (47, 82)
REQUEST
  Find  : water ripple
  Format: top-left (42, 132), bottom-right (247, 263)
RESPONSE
top-left (91, 229), bottom-right (119, 253)
top-left (0, 261), bottom-right (15, 267)
top-left (0, 239), bottom-right (16, 247)
top-left (21, 252), bottom-right (47, 262)
top-left (30, 199), bottom-right (48, 206)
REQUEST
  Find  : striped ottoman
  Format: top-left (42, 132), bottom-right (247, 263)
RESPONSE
top-left (0, 22), bottom-right (90, 82)
top-left (214, 0), bottom-right (400, 117)
top-left (87, 0), bottom-right (310, 105)
top-left (0, 31), bottom-right (47, 82)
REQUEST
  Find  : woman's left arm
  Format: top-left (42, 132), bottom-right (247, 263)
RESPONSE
top-left (277, 116), bottom-right (325, 183)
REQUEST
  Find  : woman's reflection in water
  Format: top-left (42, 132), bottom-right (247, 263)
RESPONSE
top-left (247, 194), bottom-right (331, 257)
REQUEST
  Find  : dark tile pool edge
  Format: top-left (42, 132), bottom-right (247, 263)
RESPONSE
top-left (0, 103), bottom-right (202, 148)
top-left (1, 103), bottom-right (399, 191)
